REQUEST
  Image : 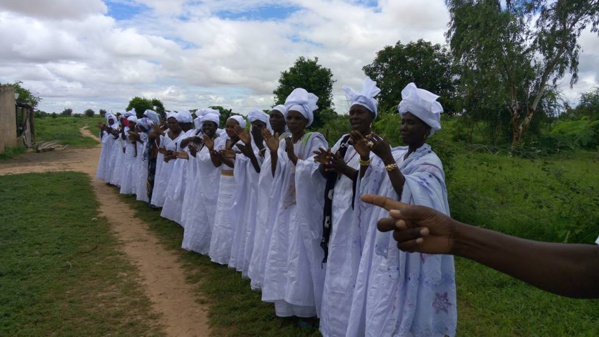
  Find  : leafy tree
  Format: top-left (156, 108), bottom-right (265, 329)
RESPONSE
top-left (2, 81), bottom-right (42, 108)
top-left (61, 108), bottom-right (73, 116)
top-left (84, 109), bottom-right (95, 117)
top-left (363, 39), bottom-right (458, 114)
top-left (99, 109), bottom-right (107, 117)
top-left (446, 0), bottom-right (599, 147)
top-left (273, 56), bottom-right (335, 129)
top-left (569, 87), bottom-right (599, 120)
top-left (126, 97), bottom-right (165, 119)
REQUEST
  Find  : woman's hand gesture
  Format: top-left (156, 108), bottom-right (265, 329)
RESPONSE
top-left (368, 133), bottom-right (393, 162)
top-left (203, 134), bottom-right (214, 151)
top-left (284, 137), bottom-right (298, 164)
top-left (234, 125), bottom-right (251, 145)
top-left (262, 129), bottom-right (279, 153)
top-left (350, 130), bottom-right (371, 159)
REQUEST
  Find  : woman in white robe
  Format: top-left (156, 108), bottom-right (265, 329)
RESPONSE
top-left (161, 110), bottom-right (195, 225)
top-left (208, 115), bottom-right (245, 265)
top-left (247, 105), bottom-right (290, 290)
top-left (346, 83), bottom-right (457, 337)
top-left (95, 112), bottom-right (119, 181)
top-left (261, 88), bottom-right (327, 318)
top-left (151, 113), bottom-right (186, 208)
top-left (181, 111), bottom-right (222, 255)
top-left (120, 116), bottom-right (140, 195)
top-left (229, 109), bottom-right (270, 276)
top-left (314, 77), bottom-right (380, 337)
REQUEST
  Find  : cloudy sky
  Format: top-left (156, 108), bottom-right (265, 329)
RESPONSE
top-left (0, 0), bottom-right (597, 114)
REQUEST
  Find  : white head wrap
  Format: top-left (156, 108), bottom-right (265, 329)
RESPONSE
top-left (201, 112), bottom-right (220, 126)
top-left (248, 109), bottom-right (269, 124)
top-left (175, 110), bottom-right (193, 123)
top-left (166, 111), bottom-right (177, 121)
top-left (284, 88), bottom-right (318, 127)
top-left (137, 117), bottom-right (154, 131)
top-left (127, 115), bottom-right (138, 123)
top-left (143, 109), bottom-right (160, 125)
top-left (271, 105), bottom-right (287, 116)
top-left (105, 112), bottom-right (119, 130)
top-left (123, 110), bottom-right (135, 118)
top-left (193, 116), bottom-right (203, 129)
top-left (343, 77), bottom-right (380, 118)
top-left (228, 115), bottom-right (247, 128)
top-left (397, 82), bottom-right (443, 137)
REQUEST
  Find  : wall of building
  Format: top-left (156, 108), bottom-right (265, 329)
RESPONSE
top-left (0, 86), bottom-right (18, 154)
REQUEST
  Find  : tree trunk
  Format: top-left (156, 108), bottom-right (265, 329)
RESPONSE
top-left (510, 106), bottom-right (536, 149)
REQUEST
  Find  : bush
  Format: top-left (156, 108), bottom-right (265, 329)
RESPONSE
top-left (84, 109), bottom-right (95, 117)
top-left (61, 108), bottom-right (73, 116)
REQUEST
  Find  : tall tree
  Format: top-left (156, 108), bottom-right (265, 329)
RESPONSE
top-left (446, 0), bottom-right (599, 147)
top-left (273, 56), bottom-right (335, 129)
top-left (6, 81), bottom-right (42, 108)
top-left (126, 97), bottom-right (164, 119)
top-left (363, 39), bottom-right (458, 114)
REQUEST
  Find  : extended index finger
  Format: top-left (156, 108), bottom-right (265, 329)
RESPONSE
top-left (360, 194), bottom-right (408, 212)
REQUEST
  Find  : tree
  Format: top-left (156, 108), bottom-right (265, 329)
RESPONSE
top-left (126, 97), bottom-right (165, 119)
top-left (61, 108), bottom-right (73, 116)
top-left (4, 81), bottom-right (42, 108)
top-left (363, 40), bottom-right (458, 115)
top-left (84, 109), bottom-right (95, 117)
top-left (446, 0), bottom-right (599, 147)
top-left (99, 109), bottom-right (107, 117)
top-left (569, 87), bottom-right (599, 120)
top-left (273, 56), bottom-right (335, 129)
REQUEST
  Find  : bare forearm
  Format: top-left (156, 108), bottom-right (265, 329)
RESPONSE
top-left (381, 156), bottom-right (404, 197)
top-left (453, 222), bottom-right (599, 298)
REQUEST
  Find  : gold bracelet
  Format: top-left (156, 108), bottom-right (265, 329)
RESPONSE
top-left (385, 162), bottom-right (398, 172)
top-left (359, 157), bottom-right (371, 166)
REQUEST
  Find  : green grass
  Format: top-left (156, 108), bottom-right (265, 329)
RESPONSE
top-left (447, 150), bottom-right (599, 243)
top-left (0, 145), bottom-right (27, 160)
top-left (123, 194), bottom-right (321, 337)
top-left (35, 116), bottom-right (104, 148)
top-left (0, 172), bottom-right (164, 337)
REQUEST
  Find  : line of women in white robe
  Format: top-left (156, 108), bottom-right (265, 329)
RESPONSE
top-left (95, 81), bottom-right (458, 337)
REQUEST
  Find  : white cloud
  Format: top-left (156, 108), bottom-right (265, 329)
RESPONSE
top-left (0, 0), bottom-right (596, 115)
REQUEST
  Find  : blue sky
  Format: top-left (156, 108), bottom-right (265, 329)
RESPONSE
top-left (0, 0), bottom-right (596, 115)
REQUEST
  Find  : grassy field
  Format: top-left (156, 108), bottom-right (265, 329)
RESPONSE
top-left (35, 115), bottom-right (104, 148)
top-left (0, 172), bottom-right (164, 337)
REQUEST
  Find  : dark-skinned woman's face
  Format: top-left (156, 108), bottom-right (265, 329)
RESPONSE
top-left (349, 104), bottom-right (374, 134)
top-left (286, 110), bottom-right (308, 135)
top-left (202, 121), bottom-right (217, 138)
top-left (225, 118), bottom-right (239, 138)
top-left (400, 112), bottom-right (430, 146)
top-left (269, 110), bottom-right (286, 133)
top-left (167, 117), bottom-right (181, 133)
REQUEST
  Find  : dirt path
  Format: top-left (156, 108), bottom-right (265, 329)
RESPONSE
top-left (0, 127), bottom-right (210, 337)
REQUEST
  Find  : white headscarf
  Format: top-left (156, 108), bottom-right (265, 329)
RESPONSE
top-left (271, 104), bottom-right (287, 116)
top-left (343, 77), bottom-right (380, 118)
top-left (397, 82), bottom-right (443, 137)
top-left (127, 115), bottom-right (138, 123)
top-left (228, 115), bottom-right (247, 128)
top-left (201, 112), bottom-right (221, 126)
top-left (105, 112), bottom-right (119, 130)
top-left (143, 109), bottom-right (160, 125)
top-left (284, 88), bottom-right (318, 127)
top-left (248, 109), bottom-right (269, 124)
top-left (175, 110), bottom-right (193, 123)
top-left (123, 110), bottom-right (135, 118)
top-left (137, 117), bottom-right (154, 131)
